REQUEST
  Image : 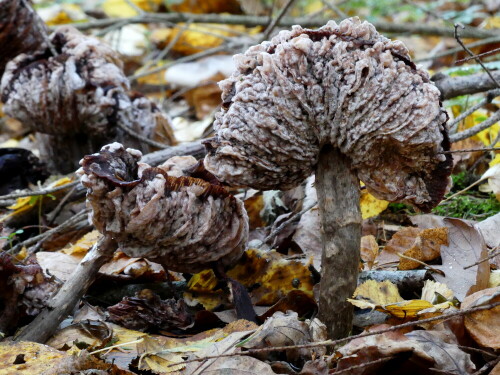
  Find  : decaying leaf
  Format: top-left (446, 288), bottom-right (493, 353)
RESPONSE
top-left (434, 218), bottom-right (489, 301)
top-left (0, 341), bottom-right (131, 375)
top-left (380, 227), bottom-right (448, 270)
top-left (108, 289), bottom-right (194, 332)
top-left (0, 253), bottom-right (60, 335)
top-left (335, 326), bottom-right (475, 374)
top-left (360, 235), bottom-right (379, 271)
top-left (461, 286), bottom-right (500, 349)
top-left (46, 320), bottom-right (112, 351)
top-left (421, 280), bottom-right (455, 304)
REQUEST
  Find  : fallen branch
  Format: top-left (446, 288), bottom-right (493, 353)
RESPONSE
top-left (15, 236), bottom-right (117, 343)
top-left (69, 13), bottom-right (498, 39)
top-left (166, 300), bottom-right (500, 368)
top-left (433, 70), bottom-right (500, 100)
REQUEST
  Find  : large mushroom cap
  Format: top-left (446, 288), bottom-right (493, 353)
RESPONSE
top-left (204, 17), bottom-right (452, 212)
top-left (80, 143), bottom-right (248, 273)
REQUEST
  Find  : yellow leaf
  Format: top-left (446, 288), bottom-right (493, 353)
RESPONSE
top-left (360, 190), bottom-right (389, 219)
top-left (381, 299), bottom-right (434, 318)
top-left (352, 280), bottom-right (404, 305)
top-left (63, 230), bottom-right (101, 255)
top-left (187, 269), bottom-right (218, 292)
top-left (101, 0), bottom-right (161, 17)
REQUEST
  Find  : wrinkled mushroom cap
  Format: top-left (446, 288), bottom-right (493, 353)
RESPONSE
top-left (79, 143), bottom-right (248, 273)
top-left (204, 18), bottom-right (452, 212)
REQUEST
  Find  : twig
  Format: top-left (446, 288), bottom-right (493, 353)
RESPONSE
top-left (416, 35), bottom-right (500, 63)
top-left (448, 89), bottom-right (500, 134)
top-left (463, 247), bottom-right (500, 270)
top-left (396, 253), bottom-right (445, 275)
top-left (454, 24), bottom-right (500, 89)
top-left (472, 356), bottom-right (500, 375)
top-left (261, 0), bottom-right (297, 42)
top-left (320, 0), bottom-right (348, 19)
top-left (456, 47), bottom-right (500, 63)
top-left (46, 184), bottom-right (80, 226)
top-left (450, 110), bottom-right (500, 143)
top-left (128, 42), bottom-right (244, 81)
top-left (69, 13), bottom-right (499, 39)
top-left (263, 200), bottom-right (317, 245)
top-left (334, 356), bottom-right (394, 374)
top-left (8, 209), bottom-right (88, 254)
top-left (115, 121), bottom-right (171, 149)
top-left (0, 181), bottom-right (79, 202)
top-left (165, 301), bottom-right (500, 368)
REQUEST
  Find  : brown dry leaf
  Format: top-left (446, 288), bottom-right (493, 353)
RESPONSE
top-left (461, 286), bottom-right (500, 349)
top-left (0, 341), bottom-right (131, 375)
top-left (381, 227), bottom-right (447, 270)
top-left (46, 320), bottom-right (112, 351)
top-left (335, 326), bottom-right (475, 374)
top-left (476, 212), bottom-right (500, 268)
top-left (360, 235), bottom-right (379, 270)
top-left (434, 218), bottom-right (490, 301)
top-left (36, 251), bottom-right (82, 281)
top-left (292, 206), bottom-right (322, 270)
top-left (186, 356), bottom-right (279, 375)
top-left (184, 73), bottom-right (225, 120)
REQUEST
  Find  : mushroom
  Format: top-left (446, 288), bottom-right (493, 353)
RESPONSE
top-left (16, 143), bottom-right (252, 343)
top-left (0, 0), bottom-right (46, 77)
top-left (203, 18), bottom-right (453, 338)
top-left (1, 26), bottom-right (176, 173)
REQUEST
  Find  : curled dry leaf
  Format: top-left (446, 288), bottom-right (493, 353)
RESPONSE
top-left (335, 326), bottom-right (475, 375)
top-left (46, 320), bottom-right (112, 351)
top-left (461, 286), bottom-right (500, 349)
top-left (379, 227), bottom-right (448, 270)
top-left (360, 235), bottom-right (379, 271)
top-left (433, 218), bottom-right (489, 301)
top-left (107, 289), bottom-right (194, 332)
top-left (0, 341), bottom-right (132, 375)
top-left (80, 143), bottom-right (248, 274)
top-left (0, 252), bottom-right (60, 335)
top-left (241, 311), bottom-right (326, 364)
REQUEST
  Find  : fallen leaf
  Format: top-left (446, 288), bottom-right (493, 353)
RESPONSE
top-left (434, 218), bottom-right (489, 301)
top-left (352, 280), bottom-right (404, 305)
top-left (360, 190), bottom-right (389, 219)
top-left (461, 286), bottom-right (500, 349)
top-left (360, 235), bottom-right (379, 270)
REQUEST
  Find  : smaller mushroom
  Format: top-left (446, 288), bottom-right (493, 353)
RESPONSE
top-left (1, 26), bottom-right (176, 173)
top-left (16, 143), bottom-right (253, 343)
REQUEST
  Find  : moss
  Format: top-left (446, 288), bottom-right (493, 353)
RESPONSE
top-left (432, 194), bottom-right (500, 221)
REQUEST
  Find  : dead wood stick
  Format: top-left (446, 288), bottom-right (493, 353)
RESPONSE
top-left (15, 236), bottom-right (117, 343)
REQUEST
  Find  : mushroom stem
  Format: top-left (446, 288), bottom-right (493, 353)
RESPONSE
top-left (315, 145), bottom-right (361, 339)
top-left (15, 235), bottom-right (117, 343)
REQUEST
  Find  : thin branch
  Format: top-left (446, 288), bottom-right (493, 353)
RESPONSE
top-left (440, 146), bottom-right (500, 154)
top-left (450, 110), bottom-right (500, 143)
top-left (463, 247), bottom-right (500, 270)
top-left (320, 0), bottom-right (348, 19)
top-left (416, 35), bottom-right (500, 63)
top-left (334, 356), bottom-right (394, 374)
top-left (0, 181), bottom-right (79, 202)
top-left (128, 42), bottom-right (244, 82)
top-left (263, 200), bottom-right (317, 245)
top-left (433, 70), bottom-right (500, 100)
top-left (454, 24), bottom-right (500, 89)
top-left (456, 47), bottom-right (500, 63)
top-left (261, 0), bottom-right (297, 42)
top-left (68, 13), bottom-right (499, 39)
top-left (448, 88), bottom-right (500, 134)
top-left (165, 301), bottom-right (500, 368)
top-left (115, 121), bottom-right (171, 149)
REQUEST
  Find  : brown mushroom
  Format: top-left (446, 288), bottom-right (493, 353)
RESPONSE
top-left (203, 18), bottom-right (453, 338)
top-left (16, 143), bottom-right (251, 343)
top-left (0, 0), bottom-right (46, 77)
top-left (0, 26), bottom-right (176, 173)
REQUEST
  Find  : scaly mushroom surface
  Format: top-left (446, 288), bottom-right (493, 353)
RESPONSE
top-left (203, 17), bottom-right (453, 338)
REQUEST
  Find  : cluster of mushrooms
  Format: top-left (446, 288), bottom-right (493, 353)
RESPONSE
top-left (14, 17), bottom-right (452, 342)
